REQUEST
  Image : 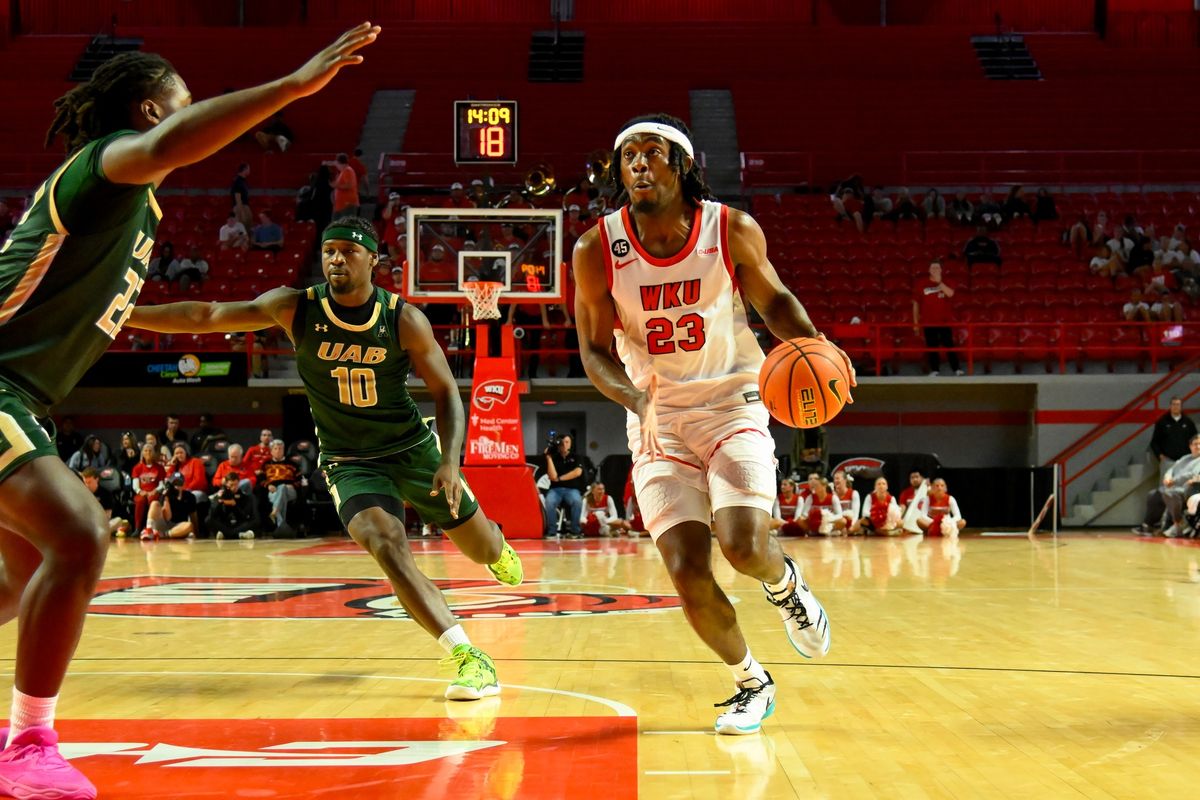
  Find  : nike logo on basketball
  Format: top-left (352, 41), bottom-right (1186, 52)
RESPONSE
top-left (615, 258), bottom-right (638, 270)
top-left (827, 378), bottom-right (843, 404)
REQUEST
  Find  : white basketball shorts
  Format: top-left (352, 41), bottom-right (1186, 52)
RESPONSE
top-left (625, 399), bottom-right (778, 542)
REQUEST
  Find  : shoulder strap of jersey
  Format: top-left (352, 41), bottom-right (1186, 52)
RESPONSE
top-left (290, 285), bottom-right (321, 345)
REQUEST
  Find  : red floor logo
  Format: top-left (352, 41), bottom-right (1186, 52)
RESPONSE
top-left (89, 576), bottom-right (683, 619)
top-left (56, 717), bottom-right (636, 799)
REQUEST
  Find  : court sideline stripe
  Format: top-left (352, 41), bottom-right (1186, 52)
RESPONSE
top-left (25, 659), bottom-right (1200, 682)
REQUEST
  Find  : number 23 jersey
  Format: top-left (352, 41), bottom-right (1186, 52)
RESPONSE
top-left (599, 200), bottom-right (764, 409)
top-left (0, 131), bottom-right (161, 415)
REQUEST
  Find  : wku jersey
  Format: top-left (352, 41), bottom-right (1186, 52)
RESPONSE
top-left (600, 201), bottom-right (764, 408)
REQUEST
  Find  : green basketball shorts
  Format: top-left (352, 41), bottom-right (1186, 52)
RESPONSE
top-left (323, 434), bottom-right (480, 530)
top-left (0, 385), bottom-right (58, 484)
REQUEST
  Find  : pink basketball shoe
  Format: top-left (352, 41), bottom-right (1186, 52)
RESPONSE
top-left (0, 726), bottom-right (97, 800)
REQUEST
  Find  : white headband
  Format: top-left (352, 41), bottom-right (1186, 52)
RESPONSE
top-left (613, 122), bottom-right (694, 160)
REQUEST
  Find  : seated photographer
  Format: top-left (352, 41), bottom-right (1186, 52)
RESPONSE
top-left (142, 473), bottom-right (199, 540)
top-left (207, 471), bottom-right (258, 540)
top-left (81, 467), bottom-right (129, 537)
top-left (543, 433), bottom-right (584, 538)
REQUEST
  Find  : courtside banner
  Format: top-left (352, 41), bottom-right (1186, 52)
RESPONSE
top-left (464, 356), bottom-right (525, 465)
top-left (79, 352), bottom-right (248, 388)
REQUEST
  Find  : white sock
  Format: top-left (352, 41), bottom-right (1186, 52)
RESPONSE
top-left (727, 650), bottom-right (769, 687)
top-left (8, 688), bottom-right (58, 745)
top-left (437, 624), bottom-right (471, 653)
top-left (765, 558), bottom-right (794, 595)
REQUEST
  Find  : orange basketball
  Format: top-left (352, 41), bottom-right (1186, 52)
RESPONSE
top-left (759, 337), bottom-right (850, 428)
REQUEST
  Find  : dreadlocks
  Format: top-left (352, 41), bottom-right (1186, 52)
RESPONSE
top-left (45, 52), bottom-right (178, 153)
top-left (606, 113), bottom-right (716, 208)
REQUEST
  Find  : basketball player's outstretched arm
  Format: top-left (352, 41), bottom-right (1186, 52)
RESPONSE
top-left (102, 23), bottom-right (380, 186)
top-left (728, 208), bottom-right (858, 396)
top-left (572, 229), bottom-right (648, 415)
top-left (398, 304), bottom-right (467, 517)
top-left (127, 287), bottom-right (301, 334)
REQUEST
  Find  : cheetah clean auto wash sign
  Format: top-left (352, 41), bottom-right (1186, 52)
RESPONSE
top-left (79, 352), bottom-right (248, 387)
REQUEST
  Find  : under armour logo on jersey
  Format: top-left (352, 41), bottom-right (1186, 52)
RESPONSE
top-left (315, 323), bottom-right (329, 332)
top-left (351, 231), bottom-right (363, 241)
top-left (377, 324), bottom-right (387, 337)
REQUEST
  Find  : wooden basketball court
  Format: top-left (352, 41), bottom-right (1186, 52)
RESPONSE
top-left (2, 531), bottom-right (1197, 798)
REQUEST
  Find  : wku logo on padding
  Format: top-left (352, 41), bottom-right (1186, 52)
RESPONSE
top-left (472, 380), bottom-right (514, 411)
top-left (60, 740), bottom-right (502, 767)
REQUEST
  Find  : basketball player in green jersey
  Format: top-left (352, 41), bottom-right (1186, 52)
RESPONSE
top-left (0, 24), bottom-right (379, 799)
top-left (127, 216), bottom-right (523, 700)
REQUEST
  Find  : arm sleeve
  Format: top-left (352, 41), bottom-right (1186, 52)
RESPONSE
top-left (860, 495), bottom-right (872, 518)
top-left (772, 498), bottom-right (781, 520)
top-left (606, 496), bottom-right (617, 517)
top-left (800, 497), bottom-right (812, 517)
top-left (830, 495), bottom-right (842, 515)
top-left (844, 491), bottom-right (860, 519)
top-left (948, 497), bottom-right (962, 521)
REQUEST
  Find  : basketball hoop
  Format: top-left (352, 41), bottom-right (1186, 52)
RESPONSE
top-left (463, 281), bottom-right (504, 320)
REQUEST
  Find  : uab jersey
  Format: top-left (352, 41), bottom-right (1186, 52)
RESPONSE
top-left (292, 284), bottom-right (431, 460)
top-left (0, 131), bottom-right (161, 415)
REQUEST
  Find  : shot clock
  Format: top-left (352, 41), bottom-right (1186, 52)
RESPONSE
top-left (454, 100), bottom-right (519, 165)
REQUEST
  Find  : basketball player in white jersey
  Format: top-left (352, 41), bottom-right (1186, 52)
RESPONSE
top-left (573, 113), bottom-right (855, 735)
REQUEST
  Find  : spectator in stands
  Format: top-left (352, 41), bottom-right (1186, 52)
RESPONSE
top-left (231, 162), bottom-right (252, 228)
top-left (166, 441), bottom-right (208, 500)
top-left (792, 425), bottom-right (827, 478)
top-left (377, 193), bottom-right (404, 255)
top-left (349, 148), bottom-right (370, 200)
top-left (66, 435), bottom-right (110, 473)
top-left (251, 211), bottom-right (285, 252)
top-left (859, 476), bottom-right (902, 535)
top-left (1126, 235), bottom-right (1155, 274)
top-left (330, 153), bottom-right (359, 218)
top-left (159, 414), bottom-right (188, 449)
top-left (1163, 224), bottom-right (1188, 255)
top-left (207, 471), bottom-right (257, 540)
top-left (1136, 434), bottom-right (1200, 537)
top-left (1150, 396), bottom-right (1197, 478)
top-left (219, 213), bottom-right (249, 252)
top-left (1071, 214), bottom-right (1102, 258)
top-left (500, 188), bottom-right (532, 209)
top-left (1148, 284), bottom-right (1185, 325)
top-left (883, 188), bottom-right (922, 222)
top-left (1031, 188), bottom-right (1058, 222)
top-left (543, 434), bottom-right (584, 538)
top-left (144, 432), bottom-right (169, 462)
top-left (964, 226), bottom-right (1002, 269)
top-left (1090, 243), bottom-right (1125, 278)
top-left (1141, 255), bottom-right (1178, 294)
top-left (915, 478), bottom-right (966, 536)
top-left (170, 246), bottom-right (209, 290)
top-left (131, 443), bottom-right (167, 532)
top-left (922, 188), bottom-right (946, 219)
top-left (115, 432), bottom-right (140, 475)
top-left (832, 470), bottom-right (861, 533)
top-left (948, 193), bottom-right (974, 225)
top-left (770, 477), bottom-right (805, 537)
top-left (297, 166), bottom-right (334, 230)
top-left (0, 199), bottom-right (12, 239)
top-left (899, 470), bottom-right (925, 514)
top-left (798, 474), bottom-right (843, 535)
top-left (913, 260), bottom-right (963, 376)
top-left (213, 443), bottom-right (256, 494)
top-left (261, 439), bottom-right (300, 535)
top-left (147, 241), bottom-right (178, 282)
top-left (864, 187), bottom-right (893, 226)
top-left (1002, 185), bottom-right (1031, 220)
top-left (244, 428), bottom-right (273, 474)
top-left (190, 413), bottom-right (225, 454)
top-left (81, 467), bottom-right (129, 536)
top-left (469, 178), bottom-right (492, 207)
top-left (566, 204), bottom-right (592, 243)
top-left (143, 472), bottom-right (199, 540)
top-left (54, 415), bottom-right (83, 460)
top-left (386, 265), bottom-right (406, 293)
top-left (580, 481), bottom-right (630, 537)
top-left (1123, 287), bottom-right (1152, 322)
top-left (444, 181), bottom-right (475, 210)
top-left (421, 243), bottom-right (456, 289)
top-left (973, 193), bottom-right (1003, 228)
top-left (254, 111), bottom-right (294, 153)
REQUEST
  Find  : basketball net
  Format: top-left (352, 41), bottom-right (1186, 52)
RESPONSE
top-left (463, 281), bottom-right (504, 320)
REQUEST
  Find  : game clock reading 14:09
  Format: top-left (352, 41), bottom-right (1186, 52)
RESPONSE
top-left (454, 100), bottom-right (518, 165)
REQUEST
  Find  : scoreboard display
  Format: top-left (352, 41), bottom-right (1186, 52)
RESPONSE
top-left (454, 100), bottom-right (519, 165)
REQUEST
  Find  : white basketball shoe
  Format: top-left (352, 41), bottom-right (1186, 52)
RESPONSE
top-left (764, 555), bottom-right (831, 659)
top-left (714, 673), bottom-right (776, 735)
